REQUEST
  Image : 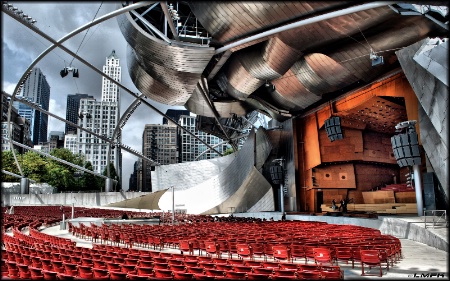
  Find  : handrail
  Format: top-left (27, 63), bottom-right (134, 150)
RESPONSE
top-left (423, 210), bottom-right (447, 229)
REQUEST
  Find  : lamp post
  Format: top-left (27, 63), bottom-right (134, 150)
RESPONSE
top-left (171, 186), bottom-right (175, 225)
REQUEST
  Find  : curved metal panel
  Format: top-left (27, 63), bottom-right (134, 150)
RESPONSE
top-left (327, 16), bottom-right (437, 82)
top-left (226, 58), bottom-right (265, 100)
top-left (157, 128), bottom-right (273, 214)
top-left (116, 7), bottom-right (215, 105)
top-left (271, 69), bottom-right (321, 109)
top-left (304, 53), bottom-right (358, 90)
top-left (189, 2), bottom-right (353, 44)
top-left (262, 36), bottom-right (303, 76)
top-left (126, 46), bottom-right (190, 105)
top-left (185, 83), bottom-right (253, 118)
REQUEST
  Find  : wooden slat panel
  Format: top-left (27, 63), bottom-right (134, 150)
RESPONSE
top-left (303, 114), bottom-right (321, 170)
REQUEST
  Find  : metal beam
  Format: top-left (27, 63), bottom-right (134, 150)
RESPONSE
top-left (3, 1), bottom-right (154, 177)
top-left (9, 140), bottom-right (110, 180)
top-left (160, 2), bottom-right (180, 40)
top-left (215, 2), bottom-right (396, 54)
top-left (1, 170), bottom-right (36, 183)
top-left (130, 9), bottom-right (172, 43)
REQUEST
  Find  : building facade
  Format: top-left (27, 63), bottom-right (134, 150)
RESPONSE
top-left (66, 50), bottom-right (122, 178)
top-left (1, 92), bottom-right (32, 153)
top-left (179, 115), bottom-right (230, 162)
top-left (141, 124), bottom-right (178, 192)
top-left (18, 68), bottom-right (50, 144)
top-left (65, 94), bottom-right (94, 134)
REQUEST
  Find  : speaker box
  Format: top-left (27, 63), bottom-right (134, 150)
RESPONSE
top-left (423, 172), bottom-right (436, 211)
top-left (270, 165), bottom-right (283, 185)
top-left (324, 116), bottom-right (343, 142)
top-left (390, 132), bottom-right (421, 168)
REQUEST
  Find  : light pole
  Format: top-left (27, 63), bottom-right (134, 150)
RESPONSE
top-left (171, 186), bottom-right (175, 225)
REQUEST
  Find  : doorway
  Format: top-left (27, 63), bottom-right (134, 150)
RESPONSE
top-left (316, 190), bottom-right (323, 213)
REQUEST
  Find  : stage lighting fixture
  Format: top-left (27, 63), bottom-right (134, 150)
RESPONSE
top-left (60, 67), bottom-right (69, 78)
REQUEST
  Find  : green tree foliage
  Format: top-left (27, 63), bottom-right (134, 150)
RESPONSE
top-left (1, 150), bottom-right (21, 182)
top-left (102, 162), bottom-right (121, 191)
top-left (223, 147), bottom-right (235, 156)
top-left (21, 150), bottom-right (48, 183)
top-left (81, 161), bottom-right (102, 192)
top-left (46, 148), bottom-right (85, 192)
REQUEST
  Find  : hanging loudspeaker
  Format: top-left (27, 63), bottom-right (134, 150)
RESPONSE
top-left (270, 164), bottom-right (283, 185)
top-left (390, 132), bottom-right (421, 168)
top-left (324, 116), bottom-right (343, 142)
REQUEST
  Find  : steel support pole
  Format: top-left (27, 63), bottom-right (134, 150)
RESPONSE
top-left (172, 186), bottom-right (175, 225)
top-left (413, 164), bottom-right (424, 216)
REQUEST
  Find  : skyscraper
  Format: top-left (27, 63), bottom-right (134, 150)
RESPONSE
top-left (163, 109), bottom-right (190, 125)
top-left (141, 123), bottom-right (178, 191)
top-left (17, 67), bottom-right (50, 144)
top-left (179, 114), bottom-right (230, 162)
top-left (71, 50), bottom-right (122, 183)
top-left (65, 93), bottom-right (94, 134)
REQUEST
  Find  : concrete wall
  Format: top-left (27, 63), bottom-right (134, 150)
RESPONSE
top-left (2, 191), bottom-right (151, 207)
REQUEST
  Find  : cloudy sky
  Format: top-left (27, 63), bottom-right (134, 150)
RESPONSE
top-left (2, 2), bottom-right (185, 190)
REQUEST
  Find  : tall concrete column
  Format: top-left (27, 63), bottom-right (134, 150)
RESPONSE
top-left (105, 178), bottom-right (113, 192)
top-left (413, 164), bottom-right (424, 216)
top-left (280, 185), bottom-right (285, 214)
top-left (20, 178), bottom-right (29, 194)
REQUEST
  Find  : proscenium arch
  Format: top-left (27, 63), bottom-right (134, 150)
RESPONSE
top-left (4, 2), bottom-right (224, 188)
top-left (3, 1), bottom-right (154, 180)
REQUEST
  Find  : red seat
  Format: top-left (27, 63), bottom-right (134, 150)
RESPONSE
top-left (247, 273), bottom-right (271, 280)
top-left (153, 268), bottom-right (173, 279)
top-left (139, 260), bottom-right (154, 267)
top-left (136, 266), bottom-right (155, 276)
top-left (78, 265), bottom-right (94, 279)
top-left (109, 271), bottom-right (129, 280)
top-left (253, 267), bottom-right (274, 275)
top-left (57, 273), bottom-right (76, 280)
top-left (29, 267), bottom-right (44, 280)
top-left (236, 244), bottom-right (253, 260)
top-left (62, 262), bottom-right (78, 276)
top-left (17, 263), bottom-right (32, 279)
top-left (106, 261), bottom-right (122, 272)
top-left (128, 272), bottom-right (152, 280)
top-left (313, 247), bottom-right (334, 266)
top-left (224, 270), bottom-right (247, 279)
top-left (92, 268), bottom-right (110, 280)
top-left (121, 264), bottom-right (137, 274)
top-left (360, 250), bottom-right (383, 277)
top-left (42, 270), bottom-right (58, 280)
top-left (172, 271), bottom-right (195, 280)
top-left (273, 245), bottom-right (291, 262)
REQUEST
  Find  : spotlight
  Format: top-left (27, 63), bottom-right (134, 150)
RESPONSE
top-left (60, 67), bottom-right (69, 78)
top-left (370, 49), bottom-right (384, 67)
top-left (72, 68), bottom-right (79, 78)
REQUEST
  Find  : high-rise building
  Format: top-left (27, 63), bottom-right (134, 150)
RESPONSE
top-left (65, 94), bottom-right (94, 134)
top-left (179, 114), bottom-right (230, 162)
top-left (1, 92), bottom-right (32, 152)
top-left (163, 109), bottom-right (190, 125)
top-left (141, 123), bottom-right (178, 191)
top-left (129, 159), bottom-right (143, 192)
top-left (67, 50), bottom-right (122, 180)
top-left (17, 68), bottom-right (50, 144)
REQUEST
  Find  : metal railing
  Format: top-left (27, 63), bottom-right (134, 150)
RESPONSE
top-left (423, 210), bottom-right (447, 228)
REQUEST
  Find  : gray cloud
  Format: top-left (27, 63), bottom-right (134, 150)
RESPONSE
top-left (2, 2), bottom-right (185, 190)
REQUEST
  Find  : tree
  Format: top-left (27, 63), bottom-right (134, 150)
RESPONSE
top-left (21, 150), bottom-right (48, 183)
top-left (1, 150), bottom-right (21, 182)
top-left (46, 148), bottom-right (84, 192)
top-left (102, 162), bottom-right (121, 191)
top-left (223, 147), bottom-right (235, 156)
top-left (81, 161), bottom-right (102, 192)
